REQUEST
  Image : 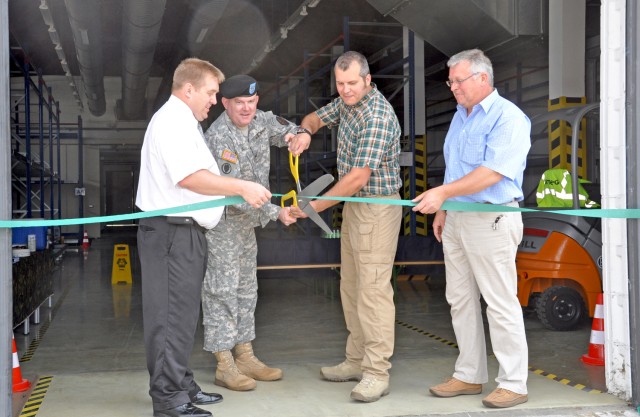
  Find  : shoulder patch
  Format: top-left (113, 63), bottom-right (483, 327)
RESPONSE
top-left (275, 116), bottom-right (290, 126)
top-left (220, 149), bottom-right (238, 164)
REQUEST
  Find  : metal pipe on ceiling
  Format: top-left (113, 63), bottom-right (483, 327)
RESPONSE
top-left (120, 0), bottom-right (167, 120)
top-left (151, 0), bottom-right (230, 112)
top-left (64, 0), bottom-right (106, 117)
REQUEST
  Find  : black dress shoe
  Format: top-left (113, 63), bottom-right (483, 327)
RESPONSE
top-left (154, 402), bottom-right (212, 417)
top-left (191, 390), bottom-right (223, 405)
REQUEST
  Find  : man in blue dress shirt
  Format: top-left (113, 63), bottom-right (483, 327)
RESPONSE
top-left (412, 48), bottom-right (531, 409)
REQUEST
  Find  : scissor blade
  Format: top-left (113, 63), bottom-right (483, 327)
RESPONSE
top-left (295, 174), bottom-right (334, 234)
top-left (298, 174), bottom-right (334, 202)
top-left (302, 205), bottom-right (333, 235)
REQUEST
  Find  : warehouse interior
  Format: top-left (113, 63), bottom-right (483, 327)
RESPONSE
top-left (6, 0), bottom-right (639, 416)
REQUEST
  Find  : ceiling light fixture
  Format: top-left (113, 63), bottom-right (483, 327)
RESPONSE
top-left (38, 0), bottom-right (84, 110)
top-left (38, 1), bottom-right (54, 26)
top-left (79, 29), bottom-right (90, 46)
top-left (48, 27), bottom-right (60, 45)
top-left (195, 28), bottom-right (209, 44)
top-left (54, 45), bottom-right (65, 60)
top-left (241, 0), bottom-right (324, 74)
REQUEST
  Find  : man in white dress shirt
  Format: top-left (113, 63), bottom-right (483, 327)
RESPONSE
top-left (136, 58), bottom-right (271, 417)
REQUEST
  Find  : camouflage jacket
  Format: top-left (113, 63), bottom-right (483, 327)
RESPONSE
top-left (204, 110), bottom-right (297, 227)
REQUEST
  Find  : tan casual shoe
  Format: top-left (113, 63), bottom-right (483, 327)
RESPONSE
top-left (234, 342), bottom-right (283, 381)
top-left (429, 377), bottom-right (482, 397)
top-left (213, 350), bottom-right (257, 391)
top-left (320, 360), bottom-right (362, 382)
top-left (482, 388), bottom-right (528, 408)
top-left (350, 375), bottom-right (390, 402)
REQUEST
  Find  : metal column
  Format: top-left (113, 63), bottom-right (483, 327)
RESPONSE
top-left (1, 1), bottom-right (14, 415)
top-left (407, 30), bottom-right (416, 235)
top-left (56, 103), bottom-right (61, 222)
top-left (77, 115), bottom-right (84, 239)
top-left (24, 60), bottom-right (32, 218)
top-left (626, 0), bottom-right (640, 408)
top-left (38, 70), bottom-right (45, 218)
top-left (48, 87), bottom-right (54, 220)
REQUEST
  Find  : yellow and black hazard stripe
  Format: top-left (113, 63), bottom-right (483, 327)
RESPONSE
top-left (396, 318), bottom-right (602, 394)
top-left (529, 365), bottom-right (602, 394)
top-left (548, 96), bottom-right (587, 179)
top-left (396, 320), bottom-right (458, 348)
top-left (20, 286), bottom-right (71, 363)
top-left (18, 320), bottom-right (50, 363)
top-left (19, 375), bottom-right (53, 417)
top-left (402, 136), bottom-right (428, 236)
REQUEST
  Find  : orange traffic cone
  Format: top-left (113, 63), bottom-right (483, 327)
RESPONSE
top-left (82, 230), bottom-right (90, 250)
top-left (12, 333), bottom-right (31, 392)
top-left (581, 293), bottom-right (605, 366)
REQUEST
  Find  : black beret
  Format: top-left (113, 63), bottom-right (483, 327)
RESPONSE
top-left (219, 75), bottom-right (259, 98)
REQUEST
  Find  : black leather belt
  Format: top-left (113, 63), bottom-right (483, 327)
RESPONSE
top-left (165, 216), bottom-right (206, 234)
top-left (483, 199), bottom-right (518, 205)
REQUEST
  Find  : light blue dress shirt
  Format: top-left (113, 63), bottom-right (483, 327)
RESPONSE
top-left (443, 89), bottom-right (531, 204)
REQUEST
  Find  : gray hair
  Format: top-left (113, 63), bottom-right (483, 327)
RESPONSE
top-left (447, 49), bottom-right (494, 87)
top-left (335, 51), bottom-right (370, 78)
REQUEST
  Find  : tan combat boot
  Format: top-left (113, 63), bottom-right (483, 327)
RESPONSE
top-left (213, 350), bottom-right (257, 391)
top-left (234, 342), bottom-right (283, 381)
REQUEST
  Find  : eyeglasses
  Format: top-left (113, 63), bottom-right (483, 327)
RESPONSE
top-left (445, 72), bottom-right (479, 88)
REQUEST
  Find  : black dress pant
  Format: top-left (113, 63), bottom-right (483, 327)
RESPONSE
top-left (137, 216), bottom-right (207, 410)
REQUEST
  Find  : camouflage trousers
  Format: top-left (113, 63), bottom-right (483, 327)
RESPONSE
top-left (202, 217), bottom-right (258, 352)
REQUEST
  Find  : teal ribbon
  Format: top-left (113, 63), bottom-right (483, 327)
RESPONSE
top-left (1, 194), bottom-right (638, 229)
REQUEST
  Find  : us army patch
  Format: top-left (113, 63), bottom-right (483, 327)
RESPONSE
top-left (221, 149), bottom-right (238, 164)
top-left (276, 116), bottom-right (290, 126)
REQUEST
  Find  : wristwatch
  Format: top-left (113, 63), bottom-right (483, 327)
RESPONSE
top-left (294, 126), bottom-right (312, 136)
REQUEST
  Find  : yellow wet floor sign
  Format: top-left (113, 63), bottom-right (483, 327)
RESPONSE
top-left (111, 243), bottom-right (132, 284)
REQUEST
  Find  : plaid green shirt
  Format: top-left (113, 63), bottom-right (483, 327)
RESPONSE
top-left (316, 83), bottom-right (402, 197)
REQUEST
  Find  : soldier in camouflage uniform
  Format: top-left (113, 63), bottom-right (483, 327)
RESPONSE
top-left (202, 75), bottom-right (306, 391)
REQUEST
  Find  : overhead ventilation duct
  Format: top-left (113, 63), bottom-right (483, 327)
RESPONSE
top-left (120, 0), bottom-right (167, 120)
top-left (64, 0), bottom-right (106, 116)
top-left (152, 0), bottom-right (229, 112)
top-left (367, 0), bottom-right (546, 57)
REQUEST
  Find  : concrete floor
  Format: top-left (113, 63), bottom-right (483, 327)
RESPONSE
top-left (11, 230), bottom-right (637, 417)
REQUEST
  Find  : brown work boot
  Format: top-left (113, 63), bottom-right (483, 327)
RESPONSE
top-left (234, 343), bottom-right (283, 381)
top-left (482, 388), bottom-right (528, 408)
top-left (429, 377), bottom-right (482, 397)
top-left (320, 360), bottom-right (362, 382)
top-left (213, 350), bottom-right (257, 391)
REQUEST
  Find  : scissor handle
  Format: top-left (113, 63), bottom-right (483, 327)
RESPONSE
top-left (289, 152), bottom-right (299, 185)
top-left (280, 190), bottom-right (298, 208)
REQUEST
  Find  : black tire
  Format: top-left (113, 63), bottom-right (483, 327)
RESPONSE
top-left (536, 286), bottom-right (586, 331)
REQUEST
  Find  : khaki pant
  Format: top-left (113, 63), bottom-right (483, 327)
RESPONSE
top-left (339, 194), bottom-right (402, 379)
top-left (443, 206), bottom-right (528, 394)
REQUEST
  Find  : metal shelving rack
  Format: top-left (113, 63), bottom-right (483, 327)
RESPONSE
top-left (9, 49), bottom-right (82, 242)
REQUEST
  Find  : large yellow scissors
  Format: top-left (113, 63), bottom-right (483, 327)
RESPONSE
top-left (281, 152), bottom-right (334, 234)
top-left (281, 152), bottom-right (302, 207)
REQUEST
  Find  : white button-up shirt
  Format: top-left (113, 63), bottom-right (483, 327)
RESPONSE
top-left (136, 95), bottom-right (223, 229)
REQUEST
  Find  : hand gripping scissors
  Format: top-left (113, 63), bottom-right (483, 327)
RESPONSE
top-left (281, 152), bottom-right (334, 235)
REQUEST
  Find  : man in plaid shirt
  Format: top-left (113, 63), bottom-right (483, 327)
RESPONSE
top-left (289, 50), bottom-right (402, 403)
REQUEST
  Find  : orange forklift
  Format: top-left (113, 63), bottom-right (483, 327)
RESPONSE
top-left (516, 103), bottom-right (602, 330)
